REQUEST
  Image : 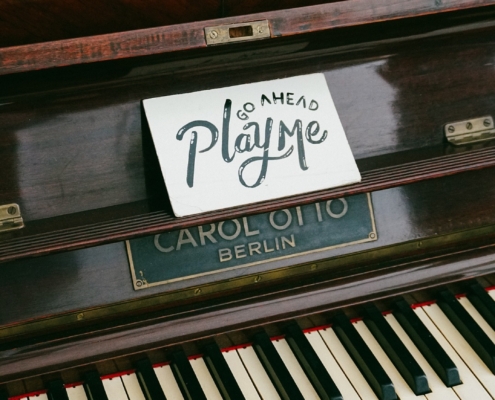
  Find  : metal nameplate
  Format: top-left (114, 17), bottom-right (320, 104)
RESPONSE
top-left (205, 20), bottom-right (270, 45)
top-left (0, 203), bottom-right (24, 233)
top-left (445, 116), bottom-right (495, 145)
top-left (127, 193), bottom-right (376, 290)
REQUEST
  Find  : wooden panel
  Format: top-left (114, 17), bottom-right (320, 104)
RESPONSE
top-left (1, 13), bottom-right (495, 261)
top-left (0, 0), bottom-right (222, 47)
top-left (2, 240), bottom-right (495, 383)
top-left (2, 167), bottom-right (495, 347)
top-left (0, 0), bottom-right (493, 75)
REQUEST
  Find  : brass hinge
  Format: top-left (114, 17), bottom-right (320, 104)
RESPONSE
top-left (0, 204), bottom-right (24, 233)
top-left (445, 116), bottom-right (495, 145)
top-left (205, 20), bottom-right (270, 45)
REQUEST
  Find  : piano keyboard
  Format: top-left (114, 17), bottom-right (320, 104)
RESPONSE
top-left (4, 282), bottom-right (495, 400)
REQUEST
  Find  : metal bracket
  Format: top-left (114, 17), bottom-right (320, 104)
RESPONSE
top-left (205, 20), bottom-right (270, 45)
top-left (0, 204), bottom-right (24, 233)
top-left (445, 116), bottom-right (495, 145)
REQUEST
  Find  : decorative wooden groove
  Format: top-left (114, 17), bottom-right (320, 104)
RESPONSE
top-left (1, 146), bottom-right (495, 263)
top-left (0, 0), bottom-right (493, 76)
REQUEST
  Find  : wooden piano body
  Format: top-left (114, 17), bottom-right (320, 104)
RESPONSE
top-left (2, 0), bottom-right (495, 397)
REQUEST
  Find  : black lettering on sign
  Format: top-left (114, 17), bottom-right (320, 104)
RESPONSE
top-left (176, 93), bottom-right (328, 188)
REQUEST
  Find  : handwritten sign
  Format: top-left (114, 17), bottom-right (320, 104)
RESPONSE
top-left (127, 194), bottom-right (376, 290)
top-left (143, 73), bottom-right (361, 217)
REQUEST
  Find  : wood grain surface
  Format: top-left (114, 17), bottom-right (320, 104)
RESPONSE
top-left (2, 166), bottom-right (495, 381)
top-left (1, 10), bottom-right (495, 261)
top-left (0, 0), bottom-right (493, 75)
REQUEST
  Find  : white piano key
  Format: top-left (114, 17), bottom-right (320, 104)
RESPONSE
top-left (304, 329), bottom-right (361, 400)
top-left (25, 395), bottom-right (49, 400)
top-left (154, 364), bottom-right (184, 400)
top-left (415, 305), bottom-right (491, 400)
top-left (121, 373), bottom-right (146, 400)
top-left (102, 375), bottom-right (129, 400)
top-left (237, 345), bottom-right (281, 400)
top-left (318, 326), bottom-right (378, 400)
top-left (458, 296), bottom-right (495, 341)
top-left (272, 337), bottom-right (320, 400)
top-left (489, 290), bottom-right (495, 301)
top-left (189, 357), bottom-right (223, 400)
top-left (422, 303), bottom-right (495, 397)
top-left (354, 319), bottom-right (427, 400)
top-left (222, 348), bottom-right (261, 399)
top-left (66, 385), bottom-right (89, 400)
top-left (384, 313), bottom-right (460, 400)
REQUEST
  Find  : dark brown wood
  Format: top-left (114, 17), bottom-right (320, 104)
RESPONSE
top-left (0, 148), bottom-right (494, 263)
top-left (0, 0), bottom-right (493, 75)
top-left (2, 241), bottom-right (495, 383)
top-left (1, 12), bottom-right (495, 262)
top-left (1, 2), bottom-right (495, 390)
top-left (0, 0), bottom-right (346, 48)
top-left (0, 0), bottom-right (223, 48)
top-left (2, 165), bottom-right (495, 382)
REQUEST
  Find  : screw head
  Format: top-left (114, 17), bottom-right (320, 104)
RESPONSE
top-left (257, 26), bottom-right (264, 34)
top-left (466, 122), bottom-right (473, 130)
top-left (194, 288), bottom-right (202, 295)
top-left (77, 313), bottom-right (84, 321)
top-left (447, 125), bottom-right (455, 133)
top-left (209, 30), bottom-right (218, 39)
top-left (484, 119), bottom-right (491, 127)
top-left (7, 206), bottom-right (16, 215)
top-left (254, 275), bottom-right (262, 283)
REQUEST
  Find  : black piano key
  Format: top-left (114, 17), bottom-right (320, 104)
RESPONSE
top-left (394, 298), bottom-right (461, 387)
top-left (83, 370), bottom-right (109, 400)
top-left (437, 289), bottom-right (495, 374)
top-left (284, 322), bottom-right (343, 400)
top-left (0, 390), bottom-right (8, 400)
top-left (135, 358), bottom-right (167, 400)
top-left (170, 350), bottom-right (207, 400)
top-left (46, 379), bottom-right (69, 400)
top-left (332, 312), bottom-right (397, 400)
top-left (203, 342), bottom-right (245, 400)
top-left (363, 304), bottom-right (430, 395)
top-left (467, 282), bottom-right (495, 332)
top-left (252, 331), bottom-right (305, 400)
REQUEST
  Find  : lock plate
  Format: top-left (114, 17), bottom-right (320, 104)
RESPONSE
top-left (0, 204), bottom-right (24, 233)
top-left (205, 20), bottom-right (270, 45)
top-left (445, 116), bottom-right (495, 145)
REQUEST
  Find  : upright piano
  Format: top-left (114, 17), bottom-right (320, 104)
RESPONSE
top-left (2, 0), bottom-right (495, 399)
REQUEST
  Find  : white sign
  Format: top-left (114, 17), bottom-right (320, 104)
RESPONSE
top-left (143, 73), bottom-right (361, 217)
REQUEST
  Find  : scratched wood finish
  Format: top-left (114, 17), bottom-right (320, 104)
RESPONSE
top-left (0, 0), bottom-right (339, 48)
top-left (0, 0), bottom-right (223, 48)
top-left (1, 10), bottom-right (495, 262)
top-left (0, 0), bottom-right (493, 75)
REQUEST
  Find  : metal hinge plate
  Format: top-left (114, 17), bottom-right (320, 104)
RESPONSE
top-left (205, 20), bottom-right (270, 45)
top-left (0, 204), bottom-right (24, 233)
top-left (445, 116), bottom-right (495, 145)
